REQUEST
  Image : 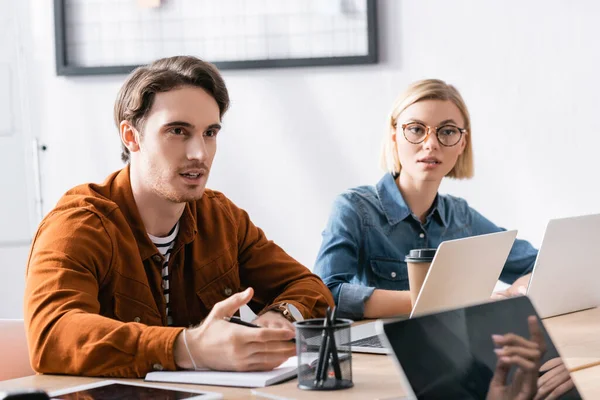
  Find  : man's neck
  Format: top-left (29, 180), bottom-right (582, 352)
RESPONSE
top-left (396, 172), bottom-right (441, 224)
top-left (130, 169), bottom-right (185, 237)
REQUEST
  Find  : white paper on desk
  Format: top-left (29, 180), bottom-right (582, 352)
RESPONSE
top-left (145, 357), bottom-right (299, 388)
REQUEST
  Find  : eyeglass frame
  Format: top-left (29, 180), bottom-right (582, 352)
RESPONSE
top-left (397, 121), bottom-right (468, 147)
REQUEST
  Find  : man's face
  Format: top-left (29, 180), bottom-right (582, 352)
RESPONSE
top-left (130, 86), bottom-right (221, 203)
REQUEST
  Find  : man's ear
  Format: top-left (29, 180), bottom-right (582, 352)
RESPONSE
top-left (120, 120), bottom-right (141, 154)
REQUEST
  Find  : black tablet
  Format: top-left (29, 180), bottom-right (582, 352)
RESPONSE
top-left (49, 381), bottom-right (222, 400)
top-left (377, 296), bottom-right (582, 400)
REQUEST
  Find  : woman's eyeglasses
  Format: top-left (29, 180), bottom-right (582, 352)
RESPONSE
top-left (399, 122), bottom-right (467, 147)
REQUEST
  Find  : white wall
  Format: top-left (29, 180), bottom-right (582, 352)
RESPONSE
top-left (0, 0), bottom-right (39, 319)
top-left (4, 0), bottom-right (600, 317)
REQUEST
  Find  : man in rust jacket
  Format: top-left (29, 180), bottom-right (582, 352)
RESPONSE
top-left (24, 56), bottom-right (334, 378)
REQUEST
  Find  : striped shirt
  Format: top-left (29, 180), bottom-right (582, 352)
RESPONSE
top-left (148, 223), bottom-right (179, 326)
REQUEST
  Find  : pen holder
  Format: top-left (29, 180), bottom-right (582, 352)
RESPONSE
top-left (294, 318), bottom-right (354, 391)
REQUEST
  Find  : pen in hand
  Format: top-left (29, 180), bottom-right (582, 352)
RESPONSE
top-left (223, 316), bottom-right (261, 328)
top-left (223, 316), bottom-right (296, 343)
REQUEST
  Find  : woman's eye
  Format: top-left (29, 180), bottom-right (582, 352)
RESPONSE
top-left (440, 127), bottom-right (458, 136)
top-left (409, 126), bottom-right (424, 135)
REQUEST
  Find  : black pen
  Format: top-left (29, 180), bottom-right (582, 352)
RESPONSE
top-left (329, 306), bottom-right (342, 380)
top-left (223, 316), bottom-right (260, 328)
top-left (315, 308), bottom-right (331, 386)
top-left (223, 316), bottom-right (296, 343)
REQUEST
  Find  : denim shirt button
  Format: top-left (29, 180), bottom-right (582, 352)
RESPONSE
top-left (419, 233), bottom-right (425, 238)
top-left (390, 272), bottom-right (397, 278)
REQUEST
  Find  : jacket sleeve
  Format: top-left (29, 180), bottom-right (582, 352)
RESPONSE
top-left (313, 193), bottom-right (375, 320)
top-left (24, 209), bottom-right (182, 377)
top-left (466, 205), bottom-right (538, 284)
top-left (215, 194), bottom-right (334, 319)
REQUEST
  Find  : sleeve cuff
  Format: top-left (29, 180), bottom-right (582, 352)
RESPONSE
top-left (138, 326), bottom-right (184, 373)
top-left (337, 283), bottom-right (375, 320)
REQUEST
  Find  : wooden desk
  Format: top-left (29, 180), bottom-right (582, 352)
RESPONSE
top-left (0, 355), bottom-right (403, 400)
top-left (251, 353), bottom-right (404, 399)
top-left (543, 307), bottom-right (600, 371)
top-left (1, 307), bottom-right (599, 400)
top-left (572, 365), bottom-right (600, 398)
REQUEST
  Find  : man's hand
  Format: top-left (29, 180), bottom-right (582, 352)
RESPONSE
top-left (492, 274), bottom-right (531, 300)
top-left (486, 315), bottom-right (546, 400)
top-left (173, 287), bottom-right (296, 372)
top-left (534, 357), bottom-right (575, 400)
top-left (253, 311), bottom-right (295, 331)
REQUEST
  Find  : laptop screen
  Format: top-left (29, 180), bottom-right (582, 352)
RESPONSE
top-left (381, 296), bottom-right (581, 400)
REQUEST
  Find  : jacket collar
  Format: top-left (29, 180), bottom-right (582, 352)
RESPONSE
top-left (376, 173), bottom-right (448, 227)
top-left (110, 166), bottom-right (198, 261)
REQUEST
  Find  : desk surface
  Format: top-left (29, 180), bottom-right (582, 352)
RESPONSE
top-left (1, 307), bottom-right (599, 400)
top-left (543, 307), bottom-right (600, 370)
top-left (252, 353), bottom-right (404, 399)
top-left (572, 364), bottom-right (600, 399)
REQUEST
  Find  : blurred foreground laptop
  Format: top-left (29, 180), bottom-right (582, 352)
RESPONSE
top-left (526, 213), bottom-right (600, 318)
top-left (377, 296), bottom-right (582, 400)
top-left (350, 230), bottom-right (517, 354)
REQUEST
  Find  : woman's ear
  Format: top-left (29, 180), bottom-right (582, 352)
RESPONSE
top-left (457, 132), bottom-right (467, 155)
top-left (120, 120), bottom-right (141, 154)
top-left (391, 121), bottom-right (398, 144)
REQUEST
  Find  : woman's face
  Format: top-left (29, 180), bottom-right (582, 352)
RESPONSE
top-left (394, 99), bottom-right (467, 184)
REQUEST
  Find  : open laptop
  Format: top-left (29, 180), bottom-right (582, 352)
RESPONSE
top-left (349, 230), bottom-right (518, 354)
top-left (527, 213), bottom-right (600, 318)
top-left (376, 296), bottom-right (582, 399)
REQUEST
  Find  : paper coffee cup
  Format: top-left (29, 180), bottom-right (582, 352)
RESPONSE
top-left (405, 249), bottom-right (437, 308)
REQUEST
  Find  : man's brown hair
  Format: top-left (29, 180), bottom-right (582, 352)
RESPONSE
top-left (114, 56), bottom-right (230, 163)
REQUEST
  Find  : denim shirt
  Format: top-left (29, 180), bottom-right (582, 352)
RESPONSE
top-left (314, 174), bottom-right (538, 320)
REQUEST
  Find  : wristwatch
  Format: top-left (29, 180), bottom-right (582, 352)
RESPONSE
top-left (267, 303), bottom-right (304, 322)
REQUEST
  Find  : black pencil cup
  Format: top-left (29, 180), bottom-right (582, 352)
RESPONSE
top-left (294, 318), bottom-right (354, 390)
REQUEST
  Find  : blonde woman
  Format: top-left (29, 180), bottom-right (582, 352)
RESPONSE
top-left (314, 79), bottom-right (536, 320)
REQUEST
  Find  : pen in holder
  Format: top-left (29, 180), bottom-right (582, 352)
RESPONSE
top-left (294, 307), bottom-right (354, 391)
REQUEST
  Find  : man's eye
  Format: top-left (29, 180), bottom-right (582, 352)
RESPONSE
top-left (170, 128), bottom-right (185, 135)
top-left (205, 130), bottom-right (218, 137)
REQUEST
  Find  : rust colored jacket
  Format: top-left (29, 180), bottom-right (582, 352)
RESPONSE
top-left (24, 167), bottom-right (333, 378)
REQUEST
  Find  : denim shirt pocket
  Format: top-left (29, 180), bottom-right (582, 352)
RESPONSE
top-left (369, 257), bottom-right (409, 290)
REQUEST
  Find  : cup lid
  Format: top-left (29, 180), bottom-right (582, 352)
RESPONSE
top-left (405, 248), bottom-right (436, 262)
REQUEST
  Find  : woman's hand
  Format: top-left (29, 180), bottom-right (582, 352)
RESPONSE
top-left (486, 315), bottom-right (546, 400)
top-left (534, 357), bottom-right (575, 400)
top-left (492, 274), bottom-right (531, 300)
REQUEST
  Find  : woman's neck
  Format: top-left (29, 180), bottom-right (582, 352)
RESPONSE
top-left (396, 172), bottom-right (441, 224)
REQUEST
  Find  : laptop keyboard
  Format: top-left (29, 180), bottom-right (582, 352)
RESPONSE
top-left (349, 335), bottom-right (383, 348)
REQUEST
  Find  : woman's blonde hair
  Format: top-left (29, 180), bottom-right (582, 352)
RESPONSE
top-left (380, 79), bottom-right (474, 179)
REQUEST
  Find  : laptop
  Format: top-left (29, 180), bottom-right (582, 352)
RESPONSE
top-left (376, 296), bottom-right (582, 400)
top-left (526, 213), bottom-right (600, 319)
top-left (349, 230), bottom-right (518, 354)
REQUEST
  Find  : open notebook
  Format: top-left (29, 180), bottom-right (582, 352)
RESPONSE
top-left (145, 357), bottom-right (301, 388)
